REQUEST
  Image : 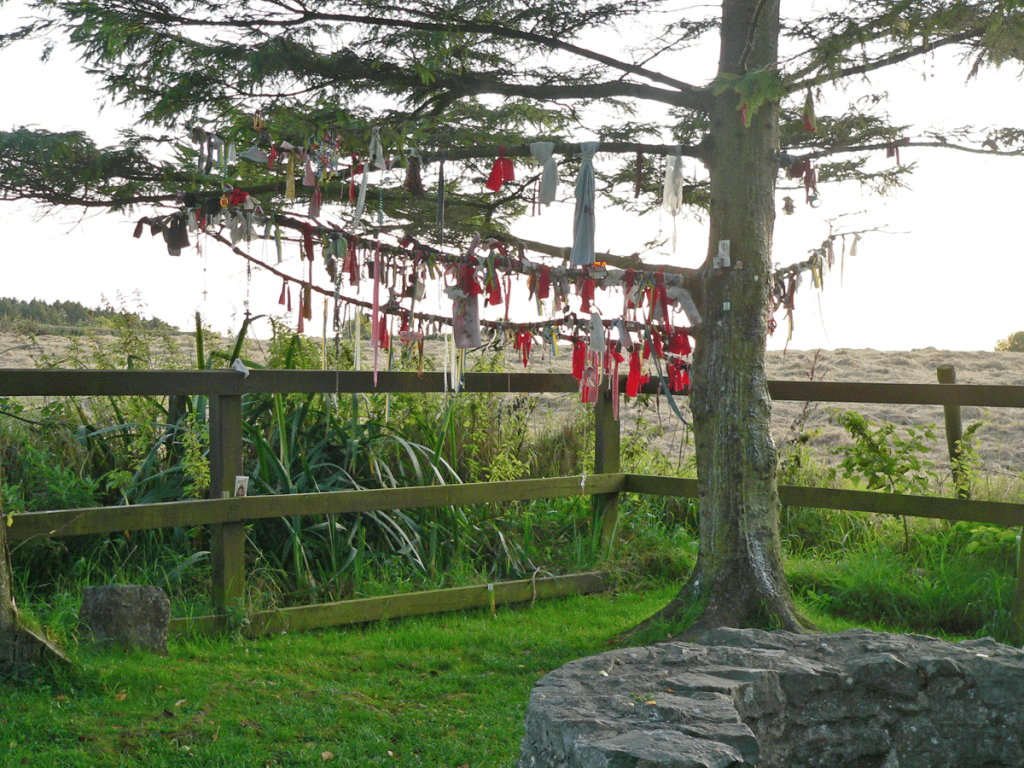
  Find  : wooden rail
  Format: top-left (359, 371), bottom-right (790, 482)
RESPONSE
top-left (4, 368), bottom-right (1024, 639)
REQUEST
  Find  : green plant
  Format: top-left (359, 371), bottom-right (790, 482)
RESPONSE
top-left (831, 409), bottom-right (938, 550)
top-left (949, 419), bottom-right (985, 499)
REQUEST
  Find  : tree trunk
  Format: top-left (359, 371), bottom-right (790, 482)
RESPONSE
top-left (630, 0), bottom-right (812, 639)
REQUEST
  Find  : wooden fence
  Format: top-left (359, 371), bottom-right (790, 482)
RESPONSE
top-left (2, 368), bottom-right (1024, 638)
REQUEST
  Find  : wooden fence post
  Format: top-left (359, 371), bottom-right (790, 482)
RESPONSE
top-left (594, 382), bottom-right (621, 553)
top-left (936, 365), bottom-right (969, 500)
top-left (208, 394), bottom-right (245, 625)
top-left (1014, 538), bottom-right (1024, 646)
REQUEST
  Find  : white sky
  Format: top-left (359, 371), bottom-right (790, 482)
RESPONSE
top-left (1, 3), bottom-right (1023, 352)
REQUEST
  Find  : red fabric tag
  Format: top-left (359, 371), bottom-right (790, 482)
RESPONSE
top-left (579, 278), bottom-right (595, 314)
top-left (572, 339), bottom-right (587, 381)
top-left (537, 266), bottom-right (551, 299)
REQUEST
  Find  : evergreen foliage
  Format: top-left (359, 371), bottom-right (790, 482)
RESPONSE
top-left (0, 295), bottom-right (177, 333)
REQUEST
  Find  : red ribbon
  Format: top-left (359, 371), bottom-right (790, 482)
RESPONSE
top-left (537, 266), bottom-right (551, 299)
top-left (572, 338), bottom-right (587, 381)
top-left (669, 329), bottom-right (691, 356)
top-left (626, 350), bottom-right (648, 398)
top-left (579, 277), bottom-right (595, 314)
top-left (485, 148), bottom-right (515, 192)
top-left (515, 331), bottom-right (532, 368)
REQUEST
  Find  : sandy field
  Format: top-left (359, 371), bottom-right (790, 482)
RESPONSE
top-left (3, 331), bottom-right (1023, 479)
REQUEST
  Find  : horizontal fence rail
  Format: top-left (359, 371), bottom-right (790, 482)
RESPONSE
top-left (8, 368), bottom-right (1024, 406)
top-left (169, 571), bottom-right (610, 638)
top-left (14, 473), bottom-right (1024, 545)
top-left (5, 474), bottom-right (627, 543)
top-left (624, 476), bottom-right (1024, 527)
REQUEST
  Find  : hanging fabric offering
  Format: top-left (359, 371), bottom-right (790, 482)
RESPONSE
top-left (515, 330), bottom-right (532, 368)
top-left (579, 272), bottom-right (596, 314)
top-left (571, 337), bottom-right (587, 381)
top-left (626, 349), bottom-right (648, 397)
top-left (303, 153), bottom-right (316, 186)
top-left (885, 137), bottom-right (910, 166)
top-left (589, 312), bottom-right (606, 354)
top-left (485, 148), bottom-right (515, 192)
top-left (662, 146), bottom-right (685, 252)
top-left (404, 152), bottom-right (425, 196)
top-left (371, 242), bottom-right (382, 385)
top-left (436, 159), bottom-right (446, 240)
top-left (450, 234), bottom-right (482, 349)
top-left (570, 142), bottom-right (599, 267)
top-left (352, 127), bottom-right (385, 227)
top-left (286, 153), bottom-right (297, 199)
top-left (529, 142), bottom-right (558, 205)
top-left (581, 363), bottom-right (600, 404)
top-left (802, 91), bottom-right (817, 132)
top-left (309, 185), bottom-right (322, 218)
top-left (634, 150), bottom-right (643, 199)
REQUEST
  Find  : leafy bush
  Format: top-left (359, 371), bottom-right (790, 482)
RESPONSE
top-left (995, 330), bottom-right (1024, 352)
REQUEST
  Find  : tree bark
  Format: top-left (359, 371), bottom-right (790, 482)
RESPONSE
top-left (629, 0), bottom-right (812, 639)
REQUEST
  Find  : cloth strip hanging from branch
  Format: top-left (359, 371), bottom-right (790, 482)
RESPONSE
top-left (570, 142), bottom-right (600, 267)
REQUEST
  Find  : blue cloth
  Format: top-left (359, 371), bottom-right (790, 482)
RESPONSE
top-left (570, 142), bottom-right (599, 267)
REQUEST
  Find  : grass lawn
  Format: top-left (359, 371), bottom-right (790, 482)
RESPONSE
top-left (0, 587), bottom-right (677, 768)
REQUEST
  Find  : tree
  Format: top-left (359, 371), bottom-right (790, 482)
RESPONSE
top-left (3, 0), bottom-right (1023, 636)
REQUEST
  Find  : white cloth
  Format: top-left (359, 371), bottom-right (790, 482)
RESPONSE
top-left (570, 142), bottom-right (600, 267)
top-left (663, 147), bottom-right (684, 252)
top-left (530, 141), bottom-right (558, 205)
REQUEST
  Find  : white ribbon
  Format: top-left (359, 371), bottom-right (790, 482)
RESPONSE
top-left (663, 146), bottom-right (684, 252)
top-left (570, 142), bottom-right (600, 267)
top-left (530, 141), bottom-right (558, 205)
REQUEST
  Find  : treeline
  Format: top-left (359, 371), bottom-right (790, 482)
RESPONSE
top-left (0, 296), bottom-right (177, 333)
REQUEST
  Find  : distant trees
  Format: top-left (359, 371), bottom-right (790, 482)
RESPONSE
top-left (0, 296), bottom-right (177, 333)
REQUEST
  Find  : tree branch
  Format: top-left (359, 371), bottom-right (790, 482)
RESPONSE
top-left (299, 8), bottom-right (707, 101)
top-left (427, 141), bottom-right (704, 163)
top-left (793, 137), bottom-right (1024, 162)
top-left (787, 28), bottom-right (979, 92)
top-left (443, 74), bottom-right (706, 110)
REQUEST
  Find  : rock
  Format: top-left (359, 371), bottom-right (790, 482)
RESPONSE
top-left (79, 585), bottom-right (171, 654)
top-left (517, 628), bottom-right (1024, 768)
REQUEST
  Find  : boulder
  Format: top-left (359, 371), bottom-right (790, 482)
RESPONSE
top-left (79, 585), bottom-right (171, 654)
top-left (518, 627), bottom-right (1024, 768)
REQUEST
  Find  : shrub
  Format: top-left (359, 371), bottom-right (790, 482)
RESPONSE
top-left (995, 330), bottom-right (1024, 352)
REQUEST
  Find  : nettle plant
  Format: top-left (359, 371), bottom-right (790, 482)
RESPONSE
top-left (830, 410), bottom-right (938, 496)
top-left (831, 409), bottom-right (938, 551)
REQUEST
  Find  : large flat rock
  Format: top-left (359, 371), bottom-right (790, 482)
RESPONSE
top-left (517, 628), bottom-right (1024, 768)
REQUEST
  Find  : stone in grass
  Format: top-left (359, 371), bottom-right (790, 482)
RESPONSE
top-left (79, 585), bottom-right (171, 655)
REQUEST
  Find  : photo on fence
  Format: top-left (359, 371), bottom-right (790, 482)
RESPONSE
top-left (234, 476), bottom-right (249, 498)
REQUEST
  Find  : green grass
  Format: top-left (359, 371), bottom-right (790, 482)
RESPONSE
top-left (0, 588), bottom-right (675, 768)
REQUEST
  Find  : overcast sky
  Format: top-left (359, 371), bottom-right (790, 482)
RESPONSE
top-left (2, 3), bottom-right (1023, 352)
